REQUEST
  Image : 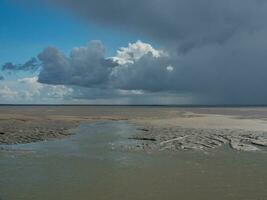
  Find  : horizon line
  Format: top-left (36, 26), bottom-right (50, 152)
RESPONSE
top-left (1, 104), bottom-right (267, 107)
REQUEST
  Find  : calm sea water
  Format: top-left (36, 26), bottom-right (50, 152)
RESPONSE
top-left (0, 121), bottom-right (267, 200)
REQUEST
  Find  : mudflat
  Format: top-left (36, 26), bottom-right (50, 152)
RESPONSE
top-left (1, 106), bottom-right (267, 152)
top-left (1, 106), bottom-right (267, 200)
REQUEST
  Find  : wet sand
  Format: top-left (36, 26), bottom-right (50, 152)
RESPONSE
top-left (1, 121), bottom-right (267, 200)
top-left (1, 107), bottom-right (267, 200)
top-left (1, 106), bottom-right (267, 152)
top-left (129, 112), bottom-right (267, 152)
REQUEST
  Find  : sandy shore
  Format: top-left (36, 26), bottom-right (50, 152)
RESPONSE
top-left (0, 106), bottom-right (267, 152)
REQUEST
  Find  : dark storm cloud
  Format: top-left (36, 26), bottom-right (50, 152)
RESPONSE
top-left (38, 41), bottom-right (117, 87)
top-left (0, 75), bottom-right (4, 81)
top-left (1, 58), bottom-right (40, 71)
top-left (40, 0), bottom-right (267, 53)
top-left (111, 33), bottom-right (267, 104)
top-left (111, 52), bottom-right (178, 92)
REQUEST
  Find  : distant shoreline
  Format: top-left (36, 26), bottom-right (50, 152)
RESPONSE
top-left (1, 104), bottom-right (267, 107)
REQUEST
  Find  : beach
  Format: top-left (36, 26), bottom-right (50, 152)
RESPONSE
top-left (1, 106), bottom-right (267, 152)
top-left (1, 106), bottom-right (267, 200)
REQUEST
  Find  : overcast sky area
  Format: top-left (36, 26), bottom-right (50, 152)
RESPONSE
top-left (1, 0), bottom-right (267, 105)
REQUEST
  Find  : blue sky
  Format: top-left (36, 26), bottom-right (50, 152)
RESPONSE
top-left (0, 0), bottom-right (144, 64)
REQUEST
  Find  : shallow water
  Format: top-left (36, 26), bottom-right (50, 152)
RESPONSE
top-left (0, 121), bottom-right (267, 200)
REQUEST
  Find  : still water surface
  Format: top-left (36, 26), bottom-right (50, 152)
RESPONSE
top-left (0, 121), bottom-right (267, 200)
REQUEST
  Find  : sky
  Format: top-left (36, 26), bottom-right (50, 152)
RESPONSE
top-left (1, 0), bottom-right (267, 105)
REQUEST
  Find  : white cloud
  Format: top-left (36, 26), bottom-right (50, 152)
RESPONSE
top-left (166, 65), bottom-right (174, 72)
top-left (45, 85), bottom-right (73, 99)
top-left (0, 76), bottom-right (74, 103)
top-left (18, 76), bottom-right (43, 97)
top-left (0, 85), bottom-right (19, 99)
top-left (19, 76), bottom-right (73, 99)
top-left (112, 40), bottom-right (164, 65)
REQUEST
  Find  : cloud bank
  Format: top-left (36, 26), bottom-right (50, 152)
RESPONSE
top-left (3, 36), bottom-right (267, 104)
top-left (34, 40), bottom-right (177, 91)
top-left (4, 0), bottom-right (267, 104)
